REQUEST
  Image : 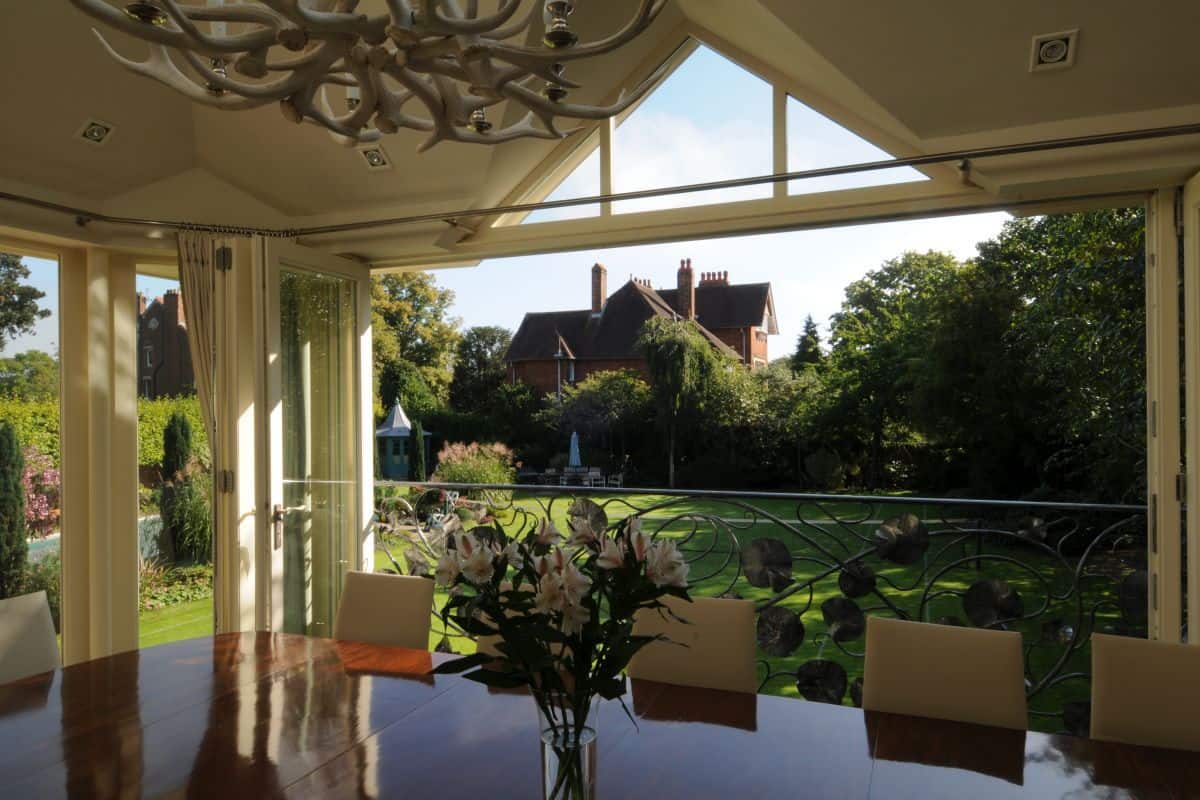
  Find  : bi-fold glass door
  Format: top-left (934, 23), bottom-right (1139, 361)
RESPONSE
top-left (262, 240), bottom-right (372, 636)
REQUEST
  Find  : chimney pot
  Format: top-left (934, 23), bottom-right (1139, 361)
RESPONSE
top-left (676, 256), bottom-right (696, 320)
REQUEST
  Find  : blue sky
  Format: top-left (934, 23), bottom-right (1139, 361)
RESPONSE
top-left (7, 46), bottom-right (1008, 359)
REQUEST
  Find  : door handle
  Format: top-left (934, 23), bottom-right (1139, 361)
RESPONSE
top-left (271, 503), bottom-right (307, 550)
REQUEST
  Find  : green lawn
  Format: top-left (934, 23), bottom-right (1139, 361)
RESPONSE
top-left (138, 597), bottom-right (214, 649)
top-left (380, 488), bottom-right (1145, 733)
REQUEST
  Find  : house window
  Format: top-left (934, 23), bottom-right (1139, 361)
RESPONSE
top-left (141, 377), bottom-right (152, 396)
top-left (392, 439), bottom-right (404, 457)
top-left (143, 346), bottom-right (152, 367)
top-left (567, 361), bottom-right (576, 383)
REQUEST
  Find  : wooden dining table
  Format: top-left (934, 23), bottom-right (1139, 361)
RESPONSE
top-left (0, 632), bottom-right (1196, 799)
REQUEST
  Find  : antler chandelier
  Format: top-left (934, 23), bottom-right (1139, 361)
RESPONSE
top-left (69, 0), bottom-right (669, 150)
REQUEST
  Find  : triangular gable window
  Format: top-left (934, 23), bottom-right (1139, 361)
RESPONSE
top-left (521, 41), bottom-right (925, 224)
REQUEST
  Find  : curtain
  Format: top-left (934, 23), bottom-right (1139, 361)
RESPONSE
top-left (175, 231), bottom-right (221, 450)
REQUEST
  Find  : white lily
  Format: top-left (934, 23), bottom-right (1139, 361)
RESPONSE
top-left (461, 547), bottom-right (496, 586)
top-left (646, 539), bottom-right (689, 588)
top-left (596, 535), bottom-right (625, 570)
top-left (567, 517), bottom-right (598, 548)
top-left (454, 532), bottom-right (479, 560)
top-left (532, 554), bottom-right (552, 577)
top-left (630, 519), bottom-right (650, 563)
top-left (561, 600), bottom-right (591, 636)
top-left (549, 547), bottom-right (568, 574)
top-left (535, 518), bottom-right (562, 546)
top-left (560, 562), bottom-right (592, 603)
top-left (434, 551), bottom-right (460, 587)
top-left (503, 540), bottom-right (525, 570)
top-left (534, 572), bottom-right (566, 615)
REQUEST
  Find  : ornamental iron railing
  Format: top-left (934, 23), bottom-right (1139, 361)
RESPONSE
top-left (373, 482), bottom-right (1148, 735)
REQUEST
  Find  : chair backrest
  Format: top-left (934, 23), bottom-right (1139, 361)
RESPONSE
top-left (862, 616), bottom-right (1027, 730)
top-left (0, 591), bottom-right (60, 685)
top-left (1091, 633), bottom-right (1200, 751)
top-left (628, 596), bottom-right (758, 694)
top-left (334, 571), bottom-right (435, 650)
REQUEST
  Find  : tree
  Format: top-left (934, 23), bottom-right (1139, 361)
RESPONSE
top-left (409, 419), bottom-right (428, 481)
top-left (637, 317), bottom-right (725, 488)
top-left (372, 273), bottom-right (460, 408)
top-left (791, 315), bottom-right (824, 371)
top-left (162, 412), bottom-right (193, 480)
top-left (379, 359), bottom-right (441, 420)
top-left (0, 421), bottom-right (27, 599)
top-left (0, 350), bottom-right (59, 400)
top-left (0, 253), bottom-right (50, 353)
top-left (450, 326), bottom-right (512, 413)
top-left (537, 370), bottom-right (652, 471)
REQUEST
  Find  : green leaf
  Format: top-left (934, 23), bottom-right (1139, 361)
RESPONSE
top-left (462, 668), bottom-right (529, 689)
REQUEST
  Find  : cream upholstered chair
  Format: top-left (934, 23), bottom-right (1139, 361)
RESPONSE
top-left (334, 571), bottom-right (435, 650)
top-left (862, 616), bottom-right (1027, 730)
top-left (0, 591), bottom-right (60, 685)
top-left (1091, 633), bottom-right (1200, 751)
top-left (627, 596), bottom-right (758, 694)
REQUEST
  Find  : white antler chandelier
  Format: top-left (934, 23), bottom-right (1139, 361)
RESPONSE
top-left (69, 0), bottom-right (669, 150)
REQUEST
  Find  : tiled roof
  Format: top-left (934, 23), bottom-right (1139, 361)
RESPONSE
top-left (505, 279), bottom-right (748, 363)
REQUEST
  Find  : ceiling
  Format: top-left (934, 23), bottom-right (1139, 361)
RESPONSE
top-left (1, 1), bottom-right (1199, 263)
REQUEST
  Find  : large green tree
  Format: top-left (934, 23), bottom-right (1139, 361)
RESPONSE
top-left (537, 369), bottom-right (652, 471)
top-left (0, 350), bottom-right (59, 400)
top-left (0, 254), bottom-right (50, 353)
top-left (372, 273), bottom-right (460, 410)
top-left (791, 315), bottom-right (825, 372)
top-left (637, 317), bottom-right (726, 488)
top-left (449, 325), bottom-right (512, 413)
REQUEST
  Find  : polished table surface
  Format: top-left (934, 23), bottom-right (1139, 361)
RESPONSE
top-left (0, 633), bottom-right (1196, 799)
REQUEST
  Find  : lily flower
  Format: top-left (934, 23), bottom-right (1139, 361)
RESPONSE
top-left (534, 572), bottom-right (566, 614)
top-left (630, 520), bottom-right (650, 563)
top-left (455, 532), bottom-right (479, 559)
top-left (560, 562), bottom-right (592, 603)
top-left (597, 536), bottom-right (625, 570)
top-left (567, 517), bottom-right (598, 548)
top-left (646, 539), bottom-right (689, 588)
top-left (561, 600), bottom-right (591, 636)
top-left (434, 551), bottom-right (460, 587)
top-left (535, 518), bottom-right (562, 547)
top-left (461, 547), bottom-right (496, 586)
top-left (503, 540), bottom-right (525, 570)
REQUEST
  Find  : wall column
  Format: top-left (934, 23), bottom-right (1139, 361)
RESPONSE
top-left (59, 248), bottom-right (139, 664)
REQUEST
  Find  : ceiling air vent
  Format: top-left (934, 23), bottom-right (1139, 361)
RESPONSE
top-left (358, 145), bottom-right (392, 171)
top-left (77, 119), bottom-right (115, 146)
top-left (1029, 29), bottom-right (1078, 72)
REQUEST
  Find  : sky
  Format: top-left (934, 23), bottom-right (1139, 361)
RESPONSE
top-left (7, 46), bottom-right (1009, 359)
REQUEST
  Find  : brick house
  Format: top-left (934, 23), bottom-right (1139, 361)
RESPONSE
top-left (137, 289), bottom-right (195, 399)
top-left (505, 260), bottom-right (778, 397)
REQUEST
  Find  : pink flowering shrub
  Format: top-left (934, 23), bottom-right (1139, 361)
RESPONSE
top-left (21, 446), bottom-right (60, 538)
top-left (432, 442), bottom-right (517, 499)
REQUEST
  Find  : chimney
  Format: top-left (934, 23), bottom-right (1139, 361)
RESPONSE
top-left (163, 289), bottom-right (185, 328)
top-left (676, 258), bottom-right (695, 320)
top-left (699, 270), bottom-right (730, 287)
top-left (591, 263), bottom-right (607, 315)
top-left (136, 292), bottom-right (147, 316)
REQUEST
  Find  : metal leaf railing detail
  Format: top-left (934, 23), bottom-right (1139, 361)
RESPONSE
top-left (374, 482), bottom-right (1148, 734)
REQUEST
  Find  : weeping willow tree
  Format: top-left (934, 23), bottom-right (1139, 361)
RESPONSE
top-left (636, 317), bottom-right (725, 488)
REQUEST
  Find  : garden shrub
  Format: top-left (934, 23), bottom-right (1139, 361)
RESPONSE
top-left (21, 446), bottom-right (59, 538)
top-left (0, 422), bottom-right (27, 599)
top-left (432, 441), bottom-right (516, 500)
top-left (162, 468), bottom-right (212, 564)
top-left (23, 553), bottom-right (60, 632)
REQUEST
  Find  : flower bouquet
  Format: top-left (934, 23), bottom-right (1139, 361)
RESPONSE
top-left (432, 499), bottom-right (691, 800)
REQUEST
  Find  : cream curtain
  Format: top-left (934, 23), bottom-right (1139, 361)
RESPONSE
top-left (175, 231), bottom-right (221, 449)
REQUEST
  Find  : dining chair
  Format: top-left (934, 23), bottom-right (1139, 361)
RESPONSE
top-left (862, 616), bottom-right (1027, 730)
top-left (1091, 633), bottom-right (1200, 751)
top-left (334, 571), bottom-right (435, 650)
top-left (0, 591), bottom-right (60, 685)
top-left (628, 596), bottom-right (758, 693)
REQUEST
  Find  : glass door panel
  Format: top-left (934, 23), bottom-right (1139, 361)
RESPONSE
top-left (278, 267), bottom-right (357, 636)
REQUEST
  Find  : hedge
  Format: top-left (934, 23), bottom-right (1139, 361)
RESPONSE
top-left (0, 396), bottom-right (209, 468)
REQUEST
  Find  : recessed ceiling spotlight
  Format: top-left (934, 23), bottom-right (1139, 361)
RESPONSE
top-left (358, 145), bottom-right (392, 171)
top-left (1030, 29), bottom-right (1078, 72)
top-left (77, 119), bottom-right (115, 146)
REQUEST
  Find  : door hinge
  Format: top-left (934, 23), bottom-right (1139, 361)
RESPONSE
top-left (215, 246), bottom-right (233, 272)
top-left (1149, 493), bottom-right (1158, 553)
top-left (1176, 472), bottom-right (1186, 502)
top-left (216, 469), bottom-right (235, 493)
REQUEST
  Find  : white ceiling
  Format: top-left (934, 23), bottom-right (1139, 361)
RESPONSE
top-left (2, 1), bottom-right (1200, 262)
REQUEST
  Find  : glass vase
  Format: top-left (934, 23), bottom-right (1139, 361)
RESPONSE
top-left (535, 690), bottom-right (597, 800)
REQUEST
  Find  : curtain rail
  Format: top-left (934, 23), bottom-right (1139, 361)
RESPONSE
top-left (3, 121), bottom-right (1198, 239)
